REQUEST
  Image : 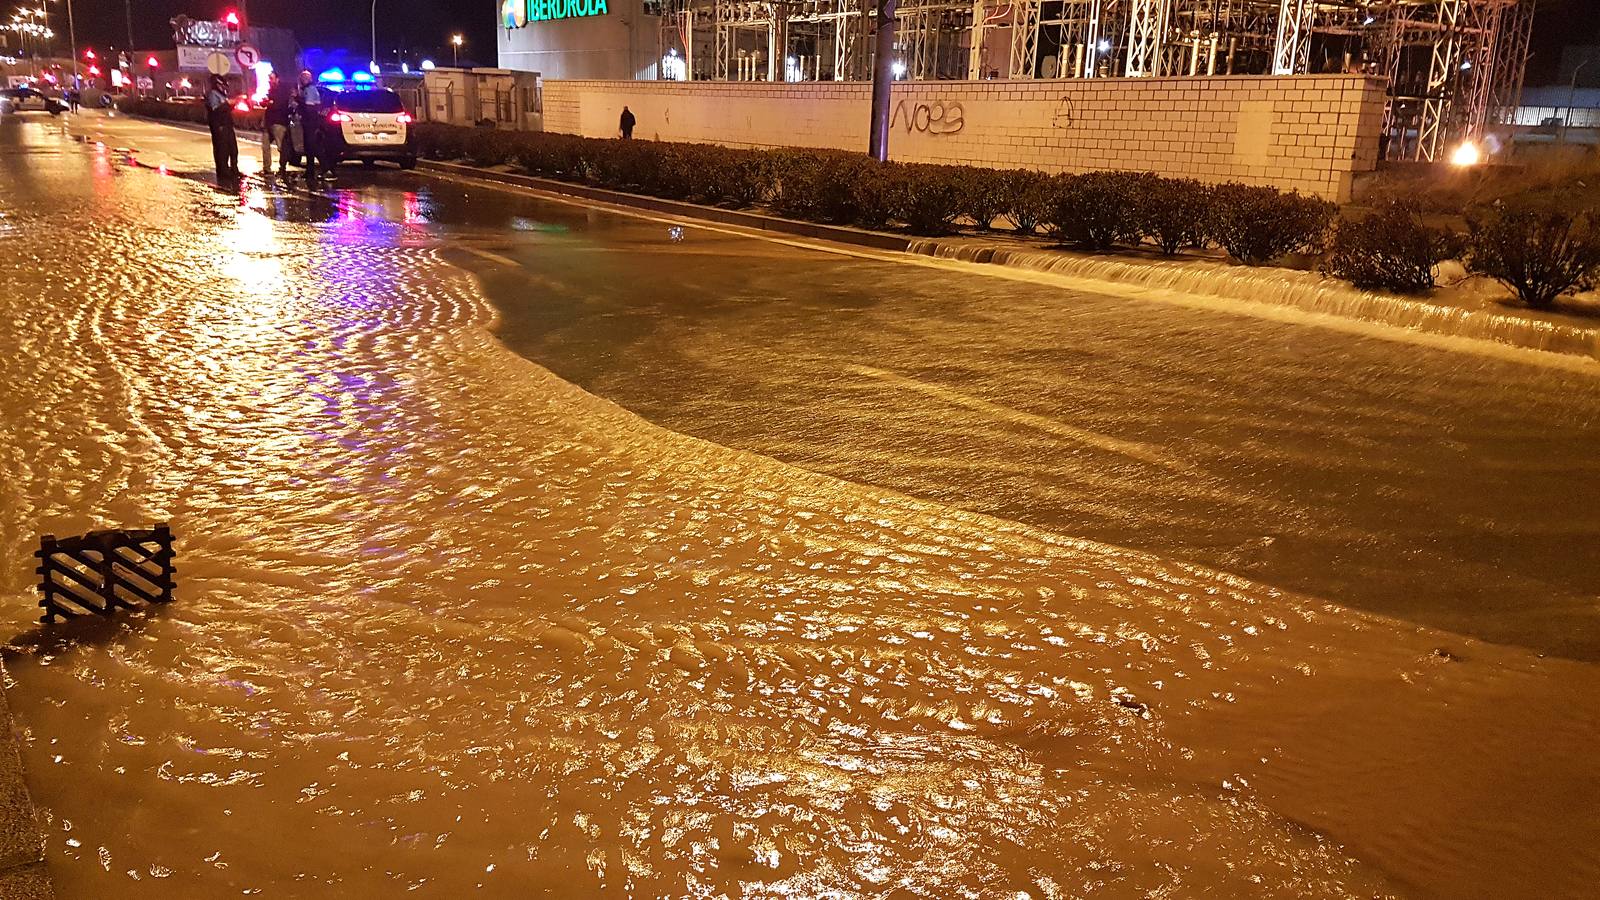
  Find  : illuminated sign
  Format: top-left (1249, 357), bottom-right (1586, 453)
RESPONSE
top-left (501, 0), bottom-right (609, 28)
top-left (170, 16), bottom-right (238, 48)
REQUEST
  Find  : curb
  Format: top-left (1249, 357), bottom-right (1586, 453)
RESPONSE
top-left (0, 668), bottom-right (51, 900)
top-left (418, 160), bottom-right (914, 252)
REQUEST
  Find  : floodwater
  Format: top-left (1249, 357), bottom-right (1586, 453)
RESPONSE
top-left (0, 112), bottom-right (1596, 898)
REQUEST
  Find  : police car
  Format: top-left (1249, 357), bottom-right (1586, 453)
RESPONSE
top-left (0, 87), bottom-right (67, 115)
top-left (319, 86), bottom-right (417, 169)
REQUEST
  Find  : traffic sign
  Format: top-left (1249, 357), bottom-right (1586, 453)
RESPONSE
top-left (206, 51), bottom-right (231, 76)
top-left (235, 43), bottom-right (260, 68)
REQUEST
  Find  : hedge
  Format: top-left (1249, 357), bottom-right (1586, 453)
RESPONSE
top-left (1465, 204), bottom-right (1600, 308)
top-left (1325, 199), bottom-right (1462, 293)
top-left (122, 97), bottom-right (265, 132)
top-left (407, 122), bottom-right (1355, 252)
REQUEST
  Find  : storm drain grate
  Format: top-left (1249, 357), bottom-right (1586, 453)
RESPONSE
top-left (35, 525), bottom-right (176, 623)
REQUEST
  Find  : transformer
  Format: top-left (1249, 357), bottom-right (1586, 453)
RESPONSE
top-left (653, 0), bottom-right (1535, 160)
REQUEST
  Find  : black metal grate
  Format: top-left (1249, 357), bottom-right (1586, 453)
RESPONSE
top-left (35, 525), bottom-right (177, 623)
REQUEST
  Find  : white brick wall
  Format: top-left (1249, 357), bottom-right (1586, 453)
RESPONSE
top-left (542, 76), bottom-right (1387, 201)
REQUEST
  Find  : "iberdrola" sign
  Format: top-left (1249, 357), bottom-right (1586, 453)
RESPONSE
top-left (501, 0), bottom-right (609, 28)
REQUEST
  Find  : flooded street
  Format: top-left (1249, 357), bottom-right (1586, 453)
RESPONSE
top-left (0, 112), bottom-right (1597, 898)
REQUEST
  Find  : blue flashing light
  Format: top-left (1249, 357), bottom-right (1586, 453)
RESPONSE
top-left (350, 70), bottom-right (374, 83)
top-left (318, 67), bottom-right (346, 83)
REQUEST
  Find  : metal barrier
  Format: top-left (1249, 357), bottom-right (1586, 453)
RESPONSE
top-left (35, 525), bottom-right (176, 623)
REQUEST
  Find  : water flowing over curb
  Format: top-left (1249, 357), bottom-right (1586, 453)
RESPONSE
top-left (910, 238), bottom-right (1600, 361)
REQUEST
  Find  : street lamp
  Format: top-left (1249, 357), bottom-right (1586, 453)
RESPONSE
top-left (61, 0), bottom-right (76, 88)
top-left (1561, 58), bottom-right (1593, 145)
top-left (451, 32), bottom-right (463, 67)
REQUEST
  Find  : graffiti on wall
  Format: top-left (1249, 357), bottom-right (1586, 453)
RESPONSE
top-left (892, 99), bottom-right (965, 136)
top-left (1051, 96), bottom-right (1075, 129)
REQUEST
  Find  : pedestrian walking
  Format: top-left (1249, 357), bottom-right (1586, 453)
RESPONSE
top-left (294, 69), bottom-right (329, 183)
top-left (619, 106), bottom-right (635, 140)
top-left (204, 74), bottom-right (240, 183)
top-left (262, 72), bottom-right (292, 177)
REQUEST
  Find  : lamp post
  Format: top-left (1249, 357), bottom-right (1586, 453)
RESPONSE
top-left (1561, 58), bottom-right (1592, 145)
top-left (371, 0), bottom-right (378, 73)
top-left (36, 3), bottom-right (50, 65)
top-left (451, 32), bottom-right (463, 67)
top-left (867, 0), bottom-right (897, 161)
top-left (64, 0), bottom-right (76, 86)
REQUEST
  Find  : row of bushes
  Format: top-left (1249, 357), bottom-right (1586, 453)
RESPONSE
top-left (1325, 199), bottom-right (1600, 307)
top-left (120, 102), bottom-right (1599, 308)
top-left (415, 123), bottom-right (1339, 264)
top-left (121, 97), bottom-right (268, 132)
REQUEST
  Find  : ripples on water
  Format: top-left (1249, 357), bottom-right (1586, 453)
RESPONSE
top-left (0, 117), bottom-right (1596, 898)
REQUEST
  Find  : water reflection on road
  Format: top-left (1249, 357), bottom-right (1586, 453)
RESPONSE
top-left (0, 113), bottom-right (1596, 898)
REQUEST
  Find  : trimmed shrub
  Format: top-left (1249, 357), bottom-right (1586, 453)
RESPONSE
top-left (1002, 170), bottom-right (1055, 235)
top-left (1210, 183), bottom-right (1336, 264)
top-left (464, 128), bottom-right (524, 167)
top-left (1139, 177), bottom-right (1214, 255)
top-left (670, 146), bottom-right (772, 207)
top-left (667, 144), bottom-right (723, 203)
top-left (889, 163), bottom-right (968, 235)
top-left (770, 150), bottom-right (880, 224)
top-left (846, 160), bottom-right (896, 229)
top-left (1050, 171), bottom-right (1147, 251)
top-left (415, 123), bottom-right (471, 161)
top-left (963, 168), bottom-right (1011, 230)
top-left (722, 150), bottom-right (773, 208)
top-left (1323, 199), bottom-right (1462, 293)
top-left (591, 139), bottom-right (677, 194)
top-left (513, 132), bottom-right (584, 180)
top-left (1465, 203), bottom-right (1600, 308)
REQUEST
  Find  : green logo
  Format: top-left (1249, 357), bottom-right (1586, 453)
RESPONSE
top-left (506, 0), bottom-right (608, 25)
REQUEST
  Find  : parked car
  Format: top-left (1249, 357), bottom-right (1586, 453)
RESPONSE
top-left (1, 87), bottom-right (67, 115)
top-left (320, 87), bottom-right (416, 169)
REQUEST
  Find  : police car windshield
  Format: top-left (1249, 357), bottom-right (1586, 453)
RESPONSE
top-left (329, 89), bottom-right (404, 113)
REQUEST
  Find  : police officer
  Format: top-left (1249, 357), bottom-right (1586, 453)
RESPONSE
top-left (294, 69), bottom-right (328, 182)
top-left (204, 74), bottom-right (240, 182)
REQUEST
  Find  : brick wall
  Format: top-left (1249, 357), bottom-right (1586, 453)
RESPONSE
top-left (541, 76), bottom-right (1386, 200)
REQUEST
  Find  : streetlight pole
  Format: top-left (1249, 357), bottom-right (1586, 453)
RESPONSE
top-left (64, 0), bottom-right (76, 85)
top-left (38, 3), bottom-right (50, 68)
top-left (451, 33), bottom-right (462, 67)
top-left (1561, 59), bottom-right (1592, 145)
top-left (867, 0), bottom-right (897, 161)
top-left (371, 0), bottom-right (378, 71)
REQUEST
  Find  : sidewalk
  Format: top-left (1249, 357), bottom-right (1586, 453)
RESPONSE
top-left (0, 683), bottom-right (50, 900)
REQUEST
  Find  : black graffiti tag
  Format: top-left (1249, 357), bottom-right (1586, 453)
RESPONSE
top-left (892, 100), bottom-right (965, 136)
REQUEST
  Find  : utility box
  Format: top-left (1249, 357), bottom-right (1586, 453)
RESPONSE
top-left (420, 68), bottom-right (542, 131)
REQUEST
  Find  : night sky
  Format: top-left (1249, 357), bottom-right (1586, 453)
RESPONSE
top-left (52, 0), bottom-right (1600, 83)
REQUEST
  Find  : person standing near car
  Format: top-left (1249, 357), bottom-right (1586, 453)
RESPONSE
top-left (262, 71), bottom-right (292, 177)
top-left (294, 69), bottom-right (328, 182)
top-left (204, 74), bottom-right (240, 182)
